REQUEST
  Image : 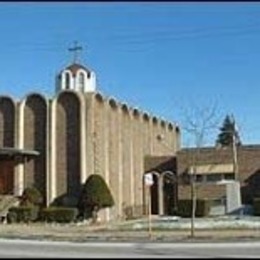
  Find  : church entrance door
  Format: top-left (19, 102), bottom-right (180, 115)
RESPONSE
top-left (0, 160), bottom-right (14, 194)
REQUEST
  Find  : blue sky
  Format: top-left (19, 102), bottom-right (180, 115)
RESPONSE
top-left (1, 2), bottom-right (260, 147)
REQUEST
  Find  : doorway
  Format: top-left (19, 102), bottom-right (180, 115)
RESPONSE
top-left (0, 160), bottom-right (14, 194)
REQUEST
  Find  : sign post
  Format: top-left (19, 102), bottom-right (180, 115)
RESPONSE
top-left (144, 173), bottom-right (154, 239)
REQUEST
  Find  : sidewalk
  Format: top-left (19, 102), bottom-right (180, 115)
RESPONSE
top-left (0, 218), bottom-right (260, 242)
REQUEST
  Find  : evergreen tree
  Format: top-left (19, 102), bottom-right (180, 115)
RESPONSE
top-left (77, 174), bottom-right (114, 222)
top-left (216, 115), bottom-right (241, 147)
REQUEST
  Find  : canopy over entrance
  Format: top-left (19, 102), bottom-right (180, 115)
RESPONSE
top-left (0, 147), bottom-right (39, 194)
top-left (0, 147), bottom-right (39, 161)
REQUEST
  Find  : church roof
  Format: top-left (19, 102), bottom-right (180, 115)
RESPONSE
top-left (64, 63), bottom-right (91, 77)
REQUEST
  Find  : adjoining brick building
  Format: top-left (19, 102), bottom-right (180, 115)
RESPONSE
top-left (0, 52), bottom-right (180, 221)
top-left (177, 145), bottom-right (260, 205)
top-left (146, 145), bottom-right (260, 215)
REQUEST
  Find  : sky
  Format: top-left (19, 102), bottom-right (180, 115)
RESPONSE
top-left (1, 2), bottom-right (260, 147)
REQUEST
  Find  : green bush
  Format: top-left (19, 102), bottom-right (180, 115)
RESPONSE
top-left (176, 199), bottom-right (210, 217)
top-left (52, 195), bottom-right (78, 208)
top-left (7, 206), bottom-right (39, 223)
top-left (253, 198), bottom-right (260, 216)
top-left (40, 207), bottom-right (78, 223)
top-left (20, 187), bottom-right (43, 207)
top-left (6, 210), bottom-right (17, 224)
top-left (78, 174), bottom-right (114, 219)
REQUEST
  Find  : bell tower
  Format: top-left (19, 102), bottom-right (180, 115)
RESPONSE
top-left (56, 42), bottom-right (97, 93)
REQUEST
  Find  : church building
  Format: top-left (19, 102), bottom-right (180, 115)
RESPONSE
top-left (0, 44), bottom-right (180, 221)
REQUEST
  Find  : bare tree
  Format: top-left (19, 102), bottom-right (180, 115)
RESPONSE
top-left (181, 102), bottom-right (220, 238)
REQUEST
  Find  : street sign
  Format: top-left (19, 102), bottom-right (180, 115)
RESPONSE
top-left (144, 173), bottom-right (154, 186)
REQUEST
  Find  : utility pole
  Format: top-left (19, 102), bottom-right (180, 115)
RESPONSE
top-left (229, 115), bottom-right (242, 216)
top-left (231, 114), bottom-right (239, 181)
top-left (190, 165), bottom-right (196, 238)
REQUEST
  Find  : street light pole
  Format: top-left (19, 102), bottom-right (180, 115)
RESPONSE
top-left (144, 172), bottom-right (154, 239)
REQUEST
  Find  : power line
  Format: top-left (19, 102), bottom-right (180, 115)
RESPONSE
top-left (110, 22), bottom-right (260, 45)
top-left (113, 28), bottom-right (260, 45)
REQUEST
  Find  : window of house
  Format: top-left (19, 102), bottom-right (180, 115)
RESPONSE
top-left (224, 173), bottom-right (235, 180)
top-left (206, 173), bottom-right (222, 183)
top-left (195, 174), bottom-right (203, 183)
top-left (79, 72), bottom-right (85, 90)
top-left (211, 197), bottom-right (226, 206)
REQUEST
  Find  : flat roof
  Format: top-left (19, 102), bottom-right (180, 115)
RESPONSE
top-left (0, 147), bottom-right (39, 158)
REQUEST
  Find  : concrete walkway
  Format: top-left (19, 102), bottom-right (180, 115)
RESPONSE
top-left (0, 221), bottom-right (260, 242)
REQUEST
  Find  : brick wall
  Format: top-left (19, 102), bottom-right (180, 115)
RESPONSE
top-left (178, 184), bottom-right (226, 200)
top-left (23, 94), bottom-right (47, 201)
top-left (0, 97), bottom-right (15, 147)
top-left (56, 92), bottom-right (81, 201)
top-left (177, 146), bottom-right (260, 204)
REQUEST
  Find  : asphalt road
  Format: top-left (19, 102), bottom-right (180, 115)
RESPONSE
top-left (0, 239), bottom-right (259, 258)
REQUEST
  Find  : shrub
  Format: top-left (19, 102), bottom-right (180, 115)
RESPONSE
top-left (20, 187), bottom-right (43, 207)
top-left (253, 198), bottom-right (260, 216)
top-left (177, 199), bottom-right (210, 217)
top-left (78, 174), bottom-right (114, 220)
top-left (51, 195), bottom-right (79, 208)
top-left (40, 207), bottom-right (78, 223)
top-left (7, 206), bottom-right (39, 223)
top-left (6, 210), bottom-right (17, 224)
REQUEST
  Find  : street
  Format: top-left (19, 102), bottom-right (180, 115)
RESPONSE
top-left (0, 239), bottom-right (259, 258)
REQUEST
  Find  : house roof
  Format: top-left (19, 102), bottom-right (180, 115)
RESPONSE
top-left (177, 144), bottom-right (260, 176)
top-left (179, 144), bottom-right (260, 153)
top-left (177, 146), bottom-right (234, 165)
top-left (144, 156), bottom-right (176, 174)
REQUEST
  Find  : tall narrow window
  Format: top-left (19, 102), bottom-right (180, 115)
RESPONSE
top-left (79, 72), bottom-right (85, 90)
top-left (65, 72), bottom-right (70, 89)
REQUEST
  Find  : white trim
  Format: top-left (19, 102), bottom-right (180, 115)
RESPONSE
top-left (78, 93), bottom-right (87, 184)
top-left (61, 70), bottom-right (73, 91)
top-left (189, 163), bottom-right (234, 175)
top-left (76, 70), bottom-right (87, 92)
top-left (49, 99), bottom-right (57, 202)
top-left (17, 100), bottom-right (26, 195)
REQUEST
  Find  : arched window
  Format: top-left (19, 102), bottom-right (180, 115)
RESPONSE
top-left (79, 72), bottom-right (85, 90)
top-left (65, 72), bottom-right (70, 90)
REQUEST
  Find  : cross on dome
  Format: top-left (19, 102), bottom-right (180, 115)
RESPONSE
top-left (56, 42), bottom-right (96, 93)
top-left (68, 41), bottom-right (83, 63)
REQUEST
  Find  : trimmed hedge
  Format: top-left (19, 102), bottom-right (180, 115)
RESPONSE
top-left (7, 206), bottom-right (39, 223)
top-left (176, 199), bottom-right (210, 217)
top-left (40, 207), bottom-right (78, 223)
top-left (253, 198), bottom-right (260, 216)
top-left (21, 187), bottom-right (43, 206)
top-left (78, 174), bottom-right (114, 220)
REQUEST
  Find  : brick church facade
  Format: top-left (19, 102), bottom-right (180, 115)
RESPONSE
top-left (0, 56), bottom-right (180, 221)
